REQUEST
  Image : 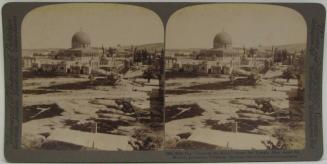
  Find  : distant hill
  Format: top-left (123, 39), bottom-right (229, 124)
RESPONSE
top-left (133, 43), bottom-right (164, 51)
top-left (270, 43), bottom-right (306, 52)
top-left (22, 43), bottom-right (164, 57)
top-left (116, 43), bottom-right (163, 53)
top-left (165, 43), bottom-right (306, 57)
top-left (22, 48), bottom-right (63, 57)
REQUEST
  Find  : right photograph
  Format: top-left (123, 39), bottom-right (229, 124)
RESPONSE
top-left (165, 4), bottom-right (306, 150)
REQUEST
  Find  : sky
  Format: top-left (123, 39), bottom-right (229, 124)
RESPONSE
top-left (166, 4), bottom-right (307, 49)
top-left (22, 3), bottom-right (164, 49)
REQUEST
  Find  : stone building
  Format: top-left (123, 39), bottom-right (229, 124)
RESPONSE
top-left (72, 31), bottom-right (91, 48)
top-left (32, 31), bottom-right (103, 75)
top-left (165, 56), bottom-right (177, 70)
top-left (213, 31), bottom-right (232, 49)
top-left (172, 31), bottom-right (273, 74)
top-left (55, 31), bottom-right (102, 63)
top-left (174, 31), bottom-right (244, 74)
top-left (22, 56), bottom-right (36, 69)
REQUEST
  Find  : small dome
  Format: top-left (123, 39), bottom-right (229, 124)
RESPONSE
top-left (213, 32), bottom-right (232, 48)
top-left (72, 31), bottom-right (91, 48)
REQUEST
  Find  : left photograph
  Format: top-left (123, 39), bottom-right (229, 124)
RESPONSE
top-left (21, 3), bottom-right (164, 151)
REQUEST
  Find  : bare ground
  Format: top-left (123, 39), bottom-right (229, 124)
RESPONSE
top-left (165, 72), bottom-right (304, 150)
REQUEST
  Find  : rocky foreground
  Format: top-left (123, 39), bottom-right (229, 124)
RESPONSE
top-left (165, 71), bottom-right (304, 150)
top-left (22, 72), bottom-right (163, 151)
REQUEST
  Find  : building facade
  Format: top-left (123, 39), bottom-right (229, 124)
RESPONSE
top-left (30, 31), bottom-right (105, 75)
top-left (170, 31), bottom-right (273, 75)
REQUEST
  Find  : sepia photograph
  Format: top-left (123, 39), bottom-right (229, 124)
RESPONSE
top-left (2, 1), bottom-right (326, 162)
top-left (21, 3), bottom-right (164, 151)
top-left (164, 4), bottom-right (306, 150)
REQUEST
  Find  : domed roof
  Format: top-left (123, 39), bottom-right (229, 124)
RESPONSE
top-left (71, 31), bottom-right (91, 48)
top-left (213, 31), bottom-right (232, 48)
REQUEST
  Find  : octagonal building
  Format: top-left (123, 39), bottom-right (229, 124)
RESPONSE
top-left (213, 31), bottom-right (232, 49)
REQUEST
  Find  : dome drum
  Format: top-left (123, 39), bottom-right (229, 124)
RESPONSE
top-left (213, 32), bottom-right (232, 49)
top-left (72, 31), bottom-right (91, 48)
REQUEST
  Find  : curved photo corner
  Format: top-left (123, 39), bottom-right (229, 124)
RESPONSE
top-left (21, 3), bottom-right (165, 151)
top-left (164, 3), bottom-right (307, 150)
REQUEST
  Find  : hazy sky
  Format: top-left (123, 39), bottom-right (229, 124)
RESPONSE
top-left (22, 3), bottom-right (164, 49)
top-left (166, 4), bottom-right (307, 49)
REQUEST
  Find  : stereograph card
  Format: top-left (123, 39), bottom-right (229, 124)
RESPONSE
top-left (2, 1), bottom-right (325, 163)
